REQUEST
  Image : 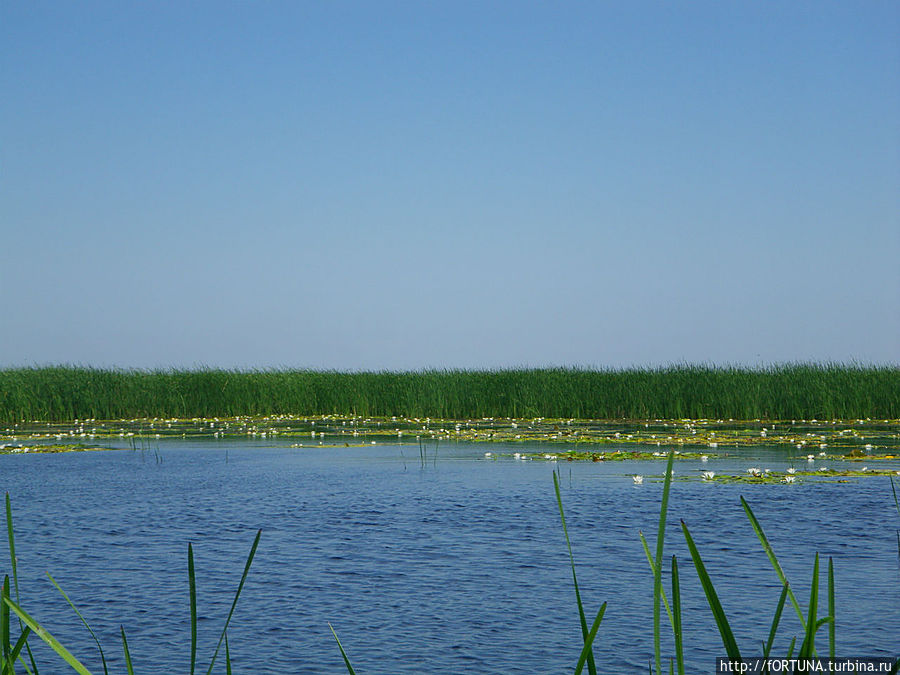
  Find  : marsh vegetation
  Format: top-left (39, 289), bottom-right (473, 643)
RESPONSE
top-left (2, 364), bottom-right (897, 424)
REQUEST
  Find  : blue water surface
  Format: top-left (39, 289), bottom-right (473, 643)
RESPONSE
top-left (1, 440), bottom-right (898, 674)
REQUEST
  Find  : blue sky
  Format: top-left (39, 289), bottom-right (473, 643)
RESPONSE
top-left (2, 2), bottom-right (898, 370)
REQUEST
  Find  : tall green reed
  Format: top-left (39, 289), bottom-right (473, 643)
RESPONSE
top-left (892, 476), bottom-right (900, 558)
top-left (2, 364), bottom-right (897, 423)
top-left (642, 450), bottom-right (873, 674)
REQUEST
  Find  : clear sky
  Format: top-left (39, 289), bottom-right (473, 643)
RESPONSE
top-left (2, 2), bottom-right (898, 370)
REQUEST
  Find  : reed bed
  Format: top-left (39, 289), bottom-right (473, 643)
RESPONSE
top-left (1, 364), bottom-right (897, 424)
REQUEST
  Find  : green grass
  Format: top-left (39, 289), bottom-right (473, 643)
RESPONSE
top-left (1, 363), bottom-right (898, 424)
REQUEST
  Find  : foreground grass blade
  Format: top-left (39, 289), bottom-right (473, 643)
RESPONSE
top-left (2, 576), bottom-right (9, 670)
top-left (680, 520), bottom-right (741, 661)
top-left (120, 627), bottom-right (134, 675)
top-left (2, 596), bottom-right (93, 675)
top-left (6, 626), bottom-right (31, 674)
top-left (205, 529), bottom-right (261, 675)
top-left (891, 476), bottom-right (900, 516)
top-left (328, 623), bottom-right (357, 675)
top-left (225, 633), bottom-right (231, 675)
top-left (5, 497), bottom-right (18, 604)
top-left (741, 497), bottom-right (806, 628)
top-left (6, 495), bottom-right (40, 675)
top-left (827, 558), bottom-right (835, 659)
top-left (671, 556), bottom-right (684, 675)
top-left (653, 450), bottom-right (676, 675)
top-left (638, 533), bottom-right (674, 629)
top-left (6, 495), bottom-right (42, 675)
top-left (189, 543), bottom-right (197, 675)
top-left (554, 472), bottom-right (598, 675)
top-left (46, 573), bottom-right (109, 675)
top-left (761, 584), bottom-right (789, 673)
top-left (23, 641), bottom-right (39, 675)
top-left (891, 478), bottom-right (900, 558)
top-left (798, 554), bottom-right (820, 659)
top-left (574, 603), bottom-right (607, 675)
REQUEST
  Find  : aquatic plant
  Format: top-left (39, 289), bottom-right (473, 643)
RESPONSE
top-left (553, 469), bottom-right (607, 675)
top-left (892, 476), bottom-right (900, 558)
top-left (1, 363), bottom-right (897, 424)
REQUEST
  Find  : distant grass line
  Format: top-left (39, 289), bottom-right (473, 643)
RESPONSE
top-left (0, 364), bottom-right (897, 424)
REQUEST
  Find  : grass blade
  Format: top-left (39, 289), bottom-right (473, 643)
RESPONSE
top-left (5, 495), bottom-right (39, 675)
top-left (671, 556), bottom-right (684, 675)
top-left (23, 641), bottom-right (39, 675)
top-left (2, 596), bottom-right (93, 675)
top-left (891, 476), bottom-right (900, 516)
top-left (680, 519), bottom-right (741, 661)
top-left (554, 472), bottom-right (598, 675)
top-left (205, 529), bottom-right (261, 675)
top-left (5, 497), bottom-right (18, 604)
top-left (328, 623), bottom-right (357, 675)
top-left (189, 543), bottom-right (197, 675)
top-left (741, 497), bottom-right (806, 628)
top-left (638, 532), bottom-right (674, 629)
top-left (573, 602), bottom-right (607, 675)
top-left (7, 626), bottom-right (31, 673)
top-left (762, 583), bottom-right (789, 672)
top-left (225, 633), bottom-right (231, 675)
top-left (45, 573), bottom-right (109, 675)
top-left (2, 576), bottom-right (9, 671)
top-left (653, 450), bottom-right (676, 675)
top-left (827, 557), bottom-right (835, 659)
top-left (120, 627), bottom-right (134, 675)
top-left (797, 553), bottom-right (820, 659)
top-left (891, 477), bottom-right (900, 558)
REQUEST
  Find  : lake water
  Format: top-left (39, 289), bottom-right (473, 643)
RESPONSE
top-left (1, 440), bottom-right (898, 673)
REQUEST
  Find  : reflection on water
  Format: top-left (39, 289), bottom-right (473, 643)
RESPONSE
top-left (1, 440), bottom-right (898, 674)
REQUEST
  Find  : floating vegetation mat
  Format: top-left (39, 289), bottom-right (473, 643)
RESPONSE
top-left (2, 415), bottom-right (899, 458)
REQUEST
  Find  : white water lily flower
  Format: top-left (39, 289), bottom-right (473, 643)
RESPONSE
top-left (786, 467), bottom-right (797, 474)
top-left (861, 466), bottom-right (867, 472)
top-left (807, 455), bottom-right (815, 461)
top-left (818, 451), bottom-right (826, 457)
top-left (818, 467), bottom-right (828, 472)
top-left (632, 475), bottom-right (644, 485)
top-left (702, 471), bottom-right (715, 480)
top-left (484, 452), bottom-right (492, 457)
top-left (700, 455), bottom-right (708, 462)
top-left (748, 467), bottom-right (762, 477)
top-left (864, 444), bottom-right (874, 451)
top-left (784, 476), bottom-right (796, 483)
